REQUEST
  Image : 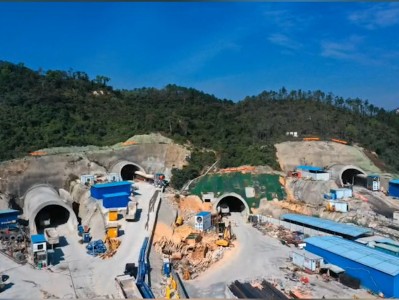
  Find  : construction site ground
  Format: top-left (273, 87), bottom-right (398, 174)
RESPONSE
top-left (184, 213), bottom-right (374, 299)
top-left (0, 181), bottom-right (157, 299)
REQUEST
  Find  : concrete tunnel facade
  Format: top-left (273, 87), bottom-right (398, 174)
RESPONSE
top-left (328, 164), bottom-right (367, 187)
top-left (111, 160), bottom-right (146, 181)
top-left (213, 192), bottom-right (250, 215)
top-left (22, 184), bottom-right (78, 234)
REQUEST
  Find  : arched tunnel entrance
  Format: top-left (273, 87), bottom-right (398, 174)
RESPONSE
top-left (341, 168), bottom-right (366, 185)
top-left (217, 197), bottom-right (246, 213)
top-left (111, 160), bottom-right (145, 181)
top-left (121, 164), bottom-right (140, 181)
top-left (215, 193), bottom-right (250, 215)
top-left (35, 205), bottom-right (70, 233)
top-left (23, 184), bottom-right (78, 234)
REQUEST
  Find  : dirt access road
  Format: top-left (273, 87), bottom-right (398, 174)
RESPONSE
top-left (0, 181), bottom-right (158, 299)
top-left (184, 213), bottom-right (292, 298)
top-left (184, 213), bottom-right (363, 299)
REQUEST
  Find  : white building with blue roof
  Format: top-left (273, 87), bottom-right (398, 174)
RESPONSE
top-left (305, 235), bottom-right (399, 298)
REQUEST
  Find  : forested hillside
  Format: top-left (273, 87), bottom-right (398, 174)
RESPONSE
top-left (1, 61), bottom-right (398, 187)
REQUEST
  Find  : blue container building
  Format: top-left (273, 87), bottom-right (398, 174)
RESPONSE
top-left (305, 236), bottom-right (399, 298)
top-left (389, 179), bottom-right (399, 198)
top-left (103, 192), bottom-right (130, 209)
top-left (0, 209), bottom-right (20, 229)
top-left (90, 181), bottom-right (132, 200)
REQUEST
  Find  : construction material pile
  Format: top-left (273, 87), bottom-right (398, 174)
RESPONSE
top-left (153, 231), bottom-right (230, 280)
top-left (100, 237), bottom-right (121, 259)
top-left (253, 222), bottom-right (305, 247)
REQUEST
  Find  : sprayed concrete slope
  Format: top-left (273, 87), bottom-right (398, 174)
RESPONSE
top-left (0, 134), bottom-right (189, 208)
top-left (275, 141), bottom-right (382, 173)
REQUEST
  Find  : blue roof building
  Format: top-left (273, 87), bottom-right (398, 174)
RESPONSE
top-left (281, 214), bottom-right (373, 239)
top-left (305, 236), bottom-right (399, 298)
top-left (31, 234), bottom-right (46, 244)
top-left (389, 179), bottom-right (399, 198)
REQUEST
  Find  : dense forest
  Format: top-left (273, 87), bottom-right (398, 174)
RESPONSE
top-left (1, 61), bottom-right (398, 188)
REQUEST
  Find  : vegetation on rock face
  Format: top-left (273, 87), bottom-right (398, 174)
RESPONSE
top-left (1, 61), bottom-right (398, 189)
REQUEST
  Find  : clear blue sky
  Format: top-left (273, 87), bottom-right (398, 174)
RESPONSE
top-left (1, 2), bottom-right (398, 109)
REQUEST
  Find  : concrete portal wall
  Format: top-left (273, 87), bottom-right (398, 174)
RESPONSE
top-left (328, 164), bottom-right (367, 187)
top-left (23, 184), bottom-right (78, 234)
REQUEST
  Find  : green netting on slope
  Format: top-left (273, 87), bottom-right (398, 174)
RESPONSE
top-left (190, 173), bottom-right (286, 209)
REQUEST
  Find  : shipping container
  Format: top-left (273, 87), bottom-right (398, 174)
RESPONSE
top-left (103, 192), bottom-right (130, 209)
top-left (389, 180), bottom-right (399, 198)
top-left (367, 175), bottom-right (380, 191)
top-left (330, 188), bottom-right (352, 200)
top-left (0, 209), bottom-right (19, 229)
top-left (291, 250), bottom-right (323, 272)
top-left (327, 201), bottom-right (349, 213)
top-left (90, 181), bottom-right (132, 200)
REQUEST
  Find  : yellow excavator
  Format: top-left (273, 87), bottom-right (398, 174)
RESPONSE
top-left (215, 222), bottom-right (232, 247)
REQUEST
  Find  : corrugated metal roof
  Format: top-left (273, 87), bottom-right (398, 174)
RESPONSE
top-left (390, 179), bottom-right (399, 184)
top-left (92, 181), bottom-right (132, 189)
top-left (292, 250), bottom-right (323, 260)
top-left (296, 165), bottom-right (323, 171)
top-left (281, 214), bottom-right (372, 238)
top-left (375, 243), bottom-right (399, 253)
top-left (0, 209), bottom-right (19, 215)
top-left (31, 234), bottom-right (46, 244)
top-left (305, 236), bottom-right (399, 276)
top-left (322, 263), bottom-right (345, 273)
top-left (103, 192), bottom-right (130, 198)
top-left (377, 238), bottom-right (399, 248)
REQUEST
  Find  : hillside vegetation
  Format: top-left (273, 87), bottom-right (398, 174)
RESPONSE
top-left (1, 61), bottom-right (398, 188)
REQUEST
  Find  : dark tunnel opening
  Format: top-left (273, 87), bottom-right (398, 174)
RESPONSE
top-left (121, 164), bottom-right (140, 181)
top-left (341, 169), bottom-right (365, 185)
top-left (217, 196), bottom-right (246, 213)
top-left (35, 205), bottom-right (70, 233)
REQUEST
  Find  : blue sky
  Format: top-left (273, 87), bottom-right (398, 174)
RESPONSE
top-left (1, 2), bottom-right (398, 109)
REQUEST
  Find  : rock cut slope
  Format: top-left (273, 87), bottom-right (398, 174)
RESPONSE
top-left (275, 141), bottom-right (382, 173)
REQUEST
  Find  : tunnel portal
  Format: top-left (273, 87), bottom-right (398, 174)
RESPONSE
top-left (34, 205), bottom-right (71, 233)
top-left (121, 164), bottom-right (141, 181)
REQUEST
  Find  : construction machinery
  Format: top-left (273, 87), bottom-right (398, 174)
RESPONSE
top-left (125, 200), bottom-right (138, 221)
top-left (78, 225), bottom-right (91, 243)
top-left (215, 222), bottom-right (234, 247)
top-left (175, 216), bottom-right (183, 227)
